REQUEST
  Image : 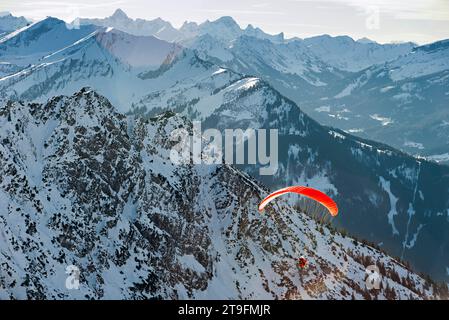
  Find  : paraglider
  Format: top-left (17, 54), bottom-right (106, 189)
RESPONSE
top-left (298, 256), bottom-right (308, 269)
top-left (258, 186), bottom-right (339, 273)
top-left (258, 186), bottom-right (338, 217)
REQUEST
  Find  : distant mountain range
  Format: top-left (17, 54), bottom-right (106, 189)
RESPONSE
top-left (78, 9), bottom-right (285, 44)
top-left (0, 10), bottom-right (449, 295)
top-left (72, 10), bottom-right (449, 161)
top-left (0, 11), bottom-right (29, 35)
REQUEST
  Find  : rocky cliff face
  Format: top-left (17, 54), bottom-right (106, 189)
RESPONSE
top-left (0, 89), bottom-right (446, 299)
top-left (131, 69), bottom-right (449, 283)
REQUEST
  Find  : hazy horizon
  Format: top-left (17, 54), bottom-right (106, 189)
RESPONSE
top-left (1, 0), bottom-right (449, 45)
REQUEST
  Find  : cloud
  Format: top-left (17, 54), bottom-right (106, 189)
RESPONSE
top-left (251, 3), bottom-right (271, 8)
top-left (195, 8), bottom-right (287, 16)
top-left (1, 0), bottom-right (126, 20)
top-left (290, 0), bottom-right (449, 21)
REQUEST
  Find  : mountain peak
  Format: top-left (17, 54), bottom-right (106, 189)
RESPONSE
top-left (111, 8), bottom-right (129, 20)
top-left (32, 16), bottom-right (65, 29)
top-left (180, 21), bottom-right (199, 34)
top-left (212, 16), bottom-right (239, 28)
top-left (357, 37), bottom-right (377, 44)
top-left (181, 21), bottom-right (197, 28)
top-left (415, 38), bottom-right (449, 53)
top-left (0, 11), bottom-right (29, 32)
top-left (0, 86), bottom-right (446, 299)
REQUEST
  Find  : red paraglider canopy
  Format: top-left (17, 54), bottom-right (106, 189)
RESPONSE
top-left (298, 256), bottom-right (308, 269)
top-left (258, 186), bottom-right (338, 217)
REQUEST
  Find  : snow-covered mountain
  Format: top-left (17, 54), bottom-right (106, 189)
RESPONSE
top-left (179, 16), bottom-right (285, 44)
top-left (243, 24), bottom-right (284, 43)
top-left (78, 9), bottom-right (183, 43)
top-left (300, 35), bottom-right (415, 72)
top-left (129, 66), bottom-right (449, 283)
top-left (0, 17), bottom-right (97, 66)
top-left (185, 34), bottom-right (351, 105)
top-left (80, 8), bottom-right (412, 74)
top-left (190, 34), bottom-right (334, 82)
top-left (182, 26), bottom-right (413, 74)
top-left (0, 88), bottom-right (447, 299)
top-left (0, 18), bottom-right (183, 109)
top-left (1, 13), bottom-right (449, 285)
top-left (178, 18), bottom-right (448, 163)
top-left (182, 16), bottom-right (243, 43)
top-left (180, 32), bottom-right (417, 117)
top-left (302, 39), bottom-right (449, 161)
top-left (72, 10), bottom-right (420, 110)
top-left (79, 10), bottom-right (285, 44)
top-left (86, 39), bottom-right (449, 284)
top-left (93, 28), bottom-right (182, 68)
top-left (0, 12), bottom-right (29, 34)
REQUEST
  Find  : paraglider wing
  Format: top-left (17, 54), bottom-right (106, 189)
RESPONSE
top-left (298, 256), bottom-right (308, 269)
top-left (258, 186), bottom-right (338, 216)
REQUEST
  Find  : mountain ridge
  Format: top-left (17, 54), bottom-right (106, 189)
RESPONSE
top-left (0, 11), bottom-right (449, 285)
top-left (0, 88), bottom-right (447, 299)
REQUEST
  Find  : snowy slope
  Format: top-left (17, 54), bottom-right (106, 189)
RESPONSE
top-left (184, 30), bottom-right (414, 73)
top-left (0, 17), bottom-right (97, 84)
top-left (0, 12), bottom-right (29, 33)
top-left (0, 88), bottom-right (446, 299)
top-left (179, 16), bottom-right (284, 44)
top-left (188, 16), bottom-right (242, 42)
top-left (182, 33), bottom-right (416, 107)
top-left (302, 38), bottom-right (449, 160)
top-left (181, 33), bottom-right (353, 110)
top-left (189, 34), bottom-right (333, 85)
top-left (79, 10), bottom-right (285, 44)
top-left (1, 14), bottom-right (449, 284)
top-left (169, 18), bottom-right (445, 158)
top-left (388, 39), bottom-right (449, 81)
top-left (172, 24), bottom-right (422, 136)
top-left (301, 35), bottom-right (415, 72)
top-left (0, 24), bottom-right (187, 111)
top-left (93, 28), bottom-right (182, 68)
top-left (0, 17), bottom-right (98, 66)
top-left (131, 74), bottom-right (449, 283)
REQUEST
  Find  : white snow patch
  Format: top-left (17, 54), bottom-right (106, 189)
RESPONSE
top-left (426, 153), bottom-right (449, 163)
top-left (178, 254), bottom-right (205, 273)
top-left (404, 141), bottom-right (424, 150)
top-left (404, 224), bottom-right (423, 250)
top-left (288, 144), bottom-right (301, 160)
top-left (315, 106), bottom-right (330, 113)
top-left (379, 177), bottom-right (399, 236)
top-left (237, 77), bottom-right (259, 90)
top-left (370, 114), bottom-right (393, 126)
top-left (212, 68), bottom-right (227, 75)
top-left (380, 86), bottom-right (395, 93)
top-left (346, 128), bottom-right (364, 133)
top-left (329, 130), bottom-right (346, 140)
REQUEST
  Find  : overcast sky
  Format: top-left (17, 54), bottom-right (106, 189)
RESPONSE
top-left (1, 0), bottom-right (449, 44)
